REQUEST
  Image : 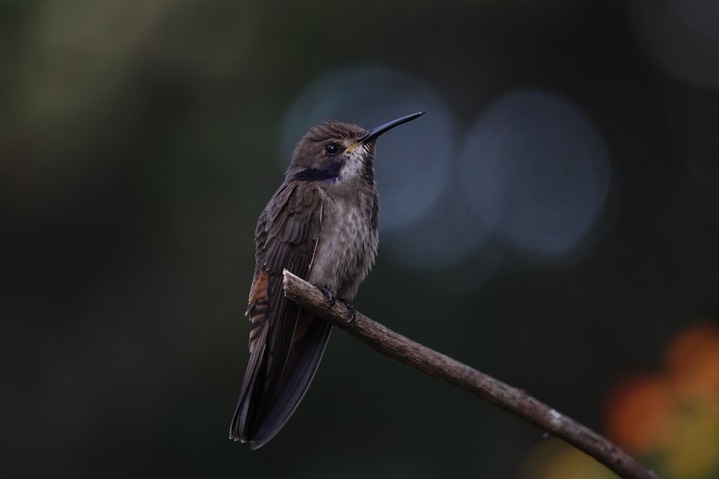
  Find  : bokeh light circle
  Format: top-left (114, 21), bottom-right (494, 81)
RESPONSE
top-left (459, 90), bottom-right (612, 261)
top-left (386, 184), bottom-right (501, 272)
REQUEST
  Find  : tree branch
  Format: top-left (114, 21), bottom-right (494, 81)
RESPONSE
top-left (282, 269), bottom-right (659, 479)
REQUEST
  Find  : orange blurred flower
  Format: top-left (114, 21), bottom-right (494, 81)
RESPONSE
top-left (522, 321), bottom-right (719, 479)
top-left (603, 373), bottom-right (673, 453)
top-left (603, 321), bottom-right (719, 479)
top-left (665, 322), bottom-right (719, 400)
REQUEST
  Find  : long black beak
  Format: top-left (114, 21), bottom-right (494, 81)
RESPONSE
top-left (359, 111), bottom-right (425, 143)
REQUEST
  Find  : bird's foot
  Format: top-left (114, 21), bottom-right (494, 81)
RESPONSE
top-left (318, 286), bottom-right (336, 310)
top-left (341, 299), bottom-right (357, 324)
top-left (317, 287), bottom-right (356, 323)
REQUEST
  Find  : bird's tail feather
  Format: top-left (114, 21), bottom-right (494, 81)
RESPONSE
top-left (231, 317), bottom-right (332, 449)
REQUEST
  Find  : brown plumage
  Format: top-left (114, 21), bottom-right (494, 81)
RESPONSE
top-left (230, 112), bottom-right (424, 449)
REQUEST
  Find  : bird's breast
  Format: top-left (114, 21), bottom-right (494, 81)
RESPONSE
top-left (307, 189), bottom-right (379, 299)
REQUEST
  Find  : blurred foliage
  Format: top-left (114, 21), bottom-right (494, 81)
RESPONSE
top-left (606, 322), bottom-right (719, 479)
top-left (2, 0), bottom-right (719, 478)
top-left (522, 321), bottom-right (719, 479)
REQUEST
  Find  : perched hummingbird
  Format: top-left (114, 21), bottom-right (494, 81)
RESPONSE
top-left (229, 111), bottom-right (425, 449)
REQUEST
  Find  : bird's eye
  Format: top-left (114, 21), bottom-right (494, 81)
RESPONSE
top-left (324, 143), bottom-right (340, 155)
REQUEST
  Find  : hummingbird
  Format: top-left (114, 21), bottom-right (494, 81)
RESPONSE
top-left (229, 111), bottom-right (425, 449)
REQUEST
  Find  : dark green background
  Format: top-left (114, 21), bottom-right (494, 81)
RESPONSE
top-left (2, 1), bottom-right (718, 477)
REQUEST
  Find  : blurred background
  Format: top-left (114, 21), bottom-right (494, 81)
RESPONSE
top-left (2, 0), bottom-right (719, 478)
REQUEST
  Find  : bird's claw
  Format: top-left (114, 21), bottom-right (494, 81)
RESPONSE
top-left (319, 286), bottom-right (336, 310)
top-left (318, 286), bottom-right (356, 324)
top-left (342, 300), bottom-right (357, 324)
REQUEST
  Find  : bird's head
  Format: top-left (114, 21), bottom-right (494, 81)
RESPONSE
top-left (287, 112), bottom-right (424, 185)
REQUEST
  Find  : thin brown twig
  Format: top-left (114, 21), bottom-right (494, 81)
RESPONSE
top-left (282, 269), bottom-right (659, 479)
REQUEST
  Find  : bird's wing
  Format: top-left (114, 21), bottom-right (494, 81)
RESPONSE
top-left (230, 182), bottom-right (332, 448)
